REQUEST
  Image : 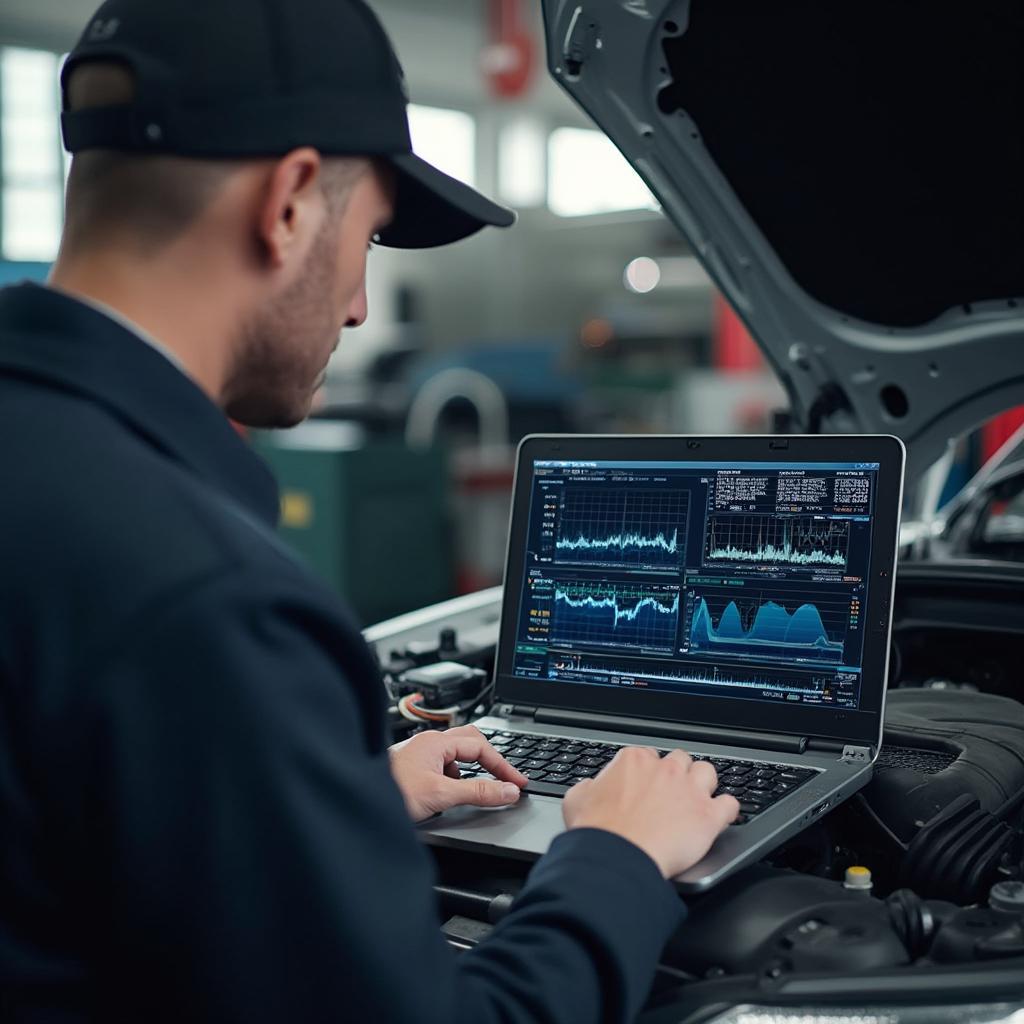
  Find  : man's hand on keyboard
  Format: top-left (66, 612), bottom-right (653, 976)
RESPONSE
top-left (562, 747), bottom-right (740, 879)
top-left (389, 725), bottom-right (528, 823)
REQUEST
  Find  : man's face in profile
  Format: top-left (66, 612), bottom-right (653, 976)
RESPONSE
top-left (227, 163), bottom-right (394, 429)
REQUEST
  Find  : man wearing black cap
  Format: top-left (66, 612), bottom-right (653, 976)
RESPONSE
top-left (0, 2), bottom-right (737, 1021)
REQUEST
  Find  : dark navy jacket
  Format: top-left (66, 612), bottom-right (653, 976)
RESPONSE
top-left (0, 282), bottom-right (684, 1023)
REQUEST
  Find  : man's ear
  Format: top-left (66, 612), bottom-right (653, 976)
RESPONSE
top-left (257, 147), bottom-right (324, 269)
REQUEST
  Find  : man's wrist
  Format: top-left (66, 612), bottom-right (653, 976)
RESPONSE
top-left (554, 827), bottom-right (675, 888)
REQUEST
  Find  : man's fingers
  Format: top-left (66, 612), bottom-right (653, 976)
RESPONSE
top-left (562, 776), bottom-right (594, 824)
top-left (439, 727), bottom-right (527, 788)
top-left (617, 745), bottom-right (660, 763)
top-left (689, 759), bottom-right (719, 795)
top-left (473, 744), bottom-right (528, 787)
top-left (662, 748), bottom-right (693, 771)
top-left (713, 793), bottom-right (741, 825)
top-left (442, 776), bottom-right (522, 810)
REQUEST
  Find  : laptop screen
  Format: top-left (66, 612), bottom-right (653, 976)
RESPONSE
top-left (511, 459), bottom-right (881, 713)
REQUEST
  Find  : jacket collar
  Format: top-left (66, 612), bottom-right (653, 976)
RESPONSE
top-left (0, 281), bottom-right (280, 526)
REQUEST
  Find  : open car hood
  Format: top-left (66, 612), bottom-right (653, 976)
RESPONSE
top-left (540, 0), bottom-right (1024, 479)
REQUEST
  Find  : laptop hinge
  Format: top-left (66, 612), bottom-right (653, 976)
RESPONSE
top-left (496, 704), bottom-right (539, 719)
top-left (510, 707), bottom-right (807, 754)
top-left (806, 738), bottom-right (844, 753)
top-left (807, 738), bottom-right (877, 761)
top-left (840, 744), bottom-right (874, 764)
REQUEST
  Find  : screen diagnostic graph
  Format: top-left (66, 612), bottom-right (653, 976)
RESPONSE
top-left (553, 487), bottom-right (689, 569)
top-left (547, 651), bottom-right (843, 702)
top-left (704, 515), bottom-right (849, 570)
top-left (686, 584), bottom-right (850, 665)
top-left (550, 580), bottom-right (680, 652)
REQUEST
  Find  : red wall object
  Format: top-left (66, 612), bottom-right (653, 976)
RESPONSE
top-left (982, 407), bottom-right (1024, 462)
top-left (713, 293), bottom-right (764, 372)
top-left (482, 0), bottom-right (535, 99)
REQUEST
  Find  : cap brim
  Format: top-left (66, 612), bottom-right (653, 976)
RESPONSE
top-left (375, 153), bottom-right (515, 249)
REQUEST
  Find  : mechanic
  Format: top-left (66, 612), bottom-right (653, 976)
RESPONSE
top-left (0, 1), bottom-right (739, 1021)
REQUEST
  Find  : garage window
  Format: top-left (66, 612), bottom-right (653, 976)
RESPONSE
top-left (407, 103), bottom-right (476, 188)
top-left (499, 116), bottom-right (546, 208)
top-left (547, 126), bottom-right (657, 218)
top-left (1, 47), bottom-right (65, 262)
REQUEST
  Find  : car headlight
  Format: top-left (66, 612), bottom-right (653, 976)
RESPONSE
top-left (707, 1005), bottom-right (1024, 1024)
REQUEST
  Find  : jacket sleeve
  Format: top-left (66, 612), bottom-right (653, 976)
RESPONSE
top-left (66, 567), bottom-right (685, 1023)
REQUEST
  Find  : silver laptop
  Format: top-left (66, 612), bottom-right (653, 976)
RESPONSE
top-left (419, 434), bottom-right (905, 892)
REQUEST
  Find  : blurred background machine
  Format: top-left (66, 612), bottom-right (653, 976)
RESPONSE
top-left (253, 423), bottom-right (451, 625)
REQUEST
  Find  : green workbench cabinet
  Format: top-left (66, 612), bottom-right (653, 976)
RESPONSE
top-left (252, 426), bottom-right (452, 625)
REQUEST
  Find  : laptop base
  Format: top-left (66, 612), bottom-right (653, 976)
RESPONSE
top-left (418, 714), bottom-right (872, 892)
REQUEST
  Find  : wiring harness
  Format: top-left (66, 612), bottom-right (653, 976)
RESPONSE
top-left (391, 661), bottom-right (493, 728)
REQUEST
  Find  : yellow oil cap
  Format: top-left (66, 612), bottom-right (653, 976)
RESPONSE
top-left (844, 865), bottom-right (873, 891)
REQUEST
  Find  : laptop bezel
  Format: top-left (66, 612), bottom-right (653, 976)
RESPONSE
top-left (493, 434), bottom-right (905, 748)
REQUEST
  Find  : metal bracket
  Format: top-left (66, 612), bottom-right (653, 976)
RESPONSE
top-left (562, 6), bottom-right (599, 78)
top-left (841, 744), bottom-right (873, 764)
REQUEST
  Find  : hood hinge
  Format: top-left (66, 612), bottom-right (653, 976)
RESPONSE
top-left (562, 7), bottom-right (598, 78)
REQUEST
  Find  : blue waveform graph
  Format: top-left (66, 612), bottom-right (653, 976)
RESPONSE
top-left (688, 589), bottom-right (847, 664)
top-left (557, 528), bottom-right (679, 559)
top-left (704, 515), bottom-right (849, 570)
top-left (554, 487), bottom-right (689, 568)
top-left (550, 581), bottom-right (680, 652)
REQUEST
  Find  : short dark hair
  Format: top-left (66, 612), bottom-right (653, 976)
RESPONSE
top-left (61, 61), bottom-right (368, 255)
top-left (61, 62), bottom-right (245, 253)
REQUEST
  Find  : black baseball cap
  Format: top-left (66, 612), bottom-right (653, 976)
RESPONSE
top-left (60, 0), bottom-right (516, 249)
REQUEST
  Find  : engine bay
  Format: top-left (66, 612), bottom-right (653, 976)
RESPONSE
top-left (366, 561), bottom-right (1024, 1016)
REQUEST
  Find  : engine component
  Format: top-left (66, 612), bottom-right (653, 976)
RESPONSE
top-left (434, 884), bottom-right (515, 923)
top-left (929, 905), bottom-right (1024, 963)
top-left (702, 1001), bottom-right (1024, 1024)
top-left (664, 868), bottom-right (910, 976)
top-left (394, 661), bottom-right (489, 709)
top-left (899, 794), bottom-right (1017, 903)
top-left (885, 888), bottom-right (956, 960)
top-left (843, 865), bottom-right (874, 893)
top-left (989, 881), bottom-right (1024, 915)
top-left (874, 690), bottom-right (1024, 840)
top-left (852, 688), bottom-right (1024, 902)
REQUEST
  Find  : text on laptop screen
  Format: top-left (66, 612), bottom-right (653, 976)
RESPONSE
top-left (512, 460), bottom-right (881, 711)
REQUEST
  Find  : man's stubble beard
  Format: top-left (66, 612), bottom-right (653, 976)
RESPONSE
top-left (224, 220), bottom-right (341, 429)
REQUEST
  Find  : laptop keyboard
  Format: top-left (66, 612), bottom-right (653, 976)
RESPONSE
top-left (466, 729), bottom-right (820, 825)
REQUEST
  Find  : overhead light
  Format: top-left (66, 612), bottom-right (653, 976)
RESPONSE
top-left (624, 256), bottom-right (661, 293)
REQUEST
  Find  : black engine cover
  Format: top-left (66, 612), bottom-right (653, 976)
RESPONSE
top-left (665, 868), bottom-right (909, 975)
top-left (874, 689), bottom-right (1024, 839)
